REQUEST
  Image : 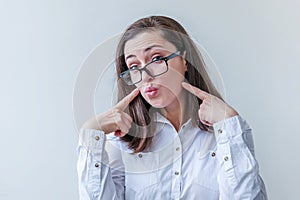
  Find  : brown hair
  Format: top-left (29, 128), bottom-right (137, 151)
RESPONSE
top-left (115, 16), bottom-right (223, 153)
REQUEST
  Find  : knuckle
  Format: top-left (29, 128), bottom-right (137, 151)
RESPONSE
top-left (116, 118), bottom-right (123, 124)
top-left (113, 112), bottom-right (121, 118)
top-left (128, 116), bottom-right (133, 123)
top-left (199, 104), bottom-right (205, 110)
top-left (199, 112), bottom-right (204, 119)
top-left (129, 118), bottom-right (133, 124)
top-left (113, 115), bottom-right (121, 124)
top-left (113, 108), bottom-right (120, 113)
top-left (113, 123), bottom-right (119, 129)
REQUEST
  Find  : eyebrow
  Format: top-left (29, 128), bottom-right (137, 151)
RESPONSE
top-left (125, 44), bottom-right (164, 61)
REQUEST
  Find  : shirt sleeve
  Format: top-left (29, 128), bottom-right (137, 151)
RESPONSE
top-left (76, 129), bottom-right (125, 200)
top-left (213, 115), bottom-right (268, 200)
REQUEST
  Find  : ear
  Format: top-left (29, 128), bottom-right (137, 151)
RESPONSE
top-left (182, 50), bottom-right (187, 71)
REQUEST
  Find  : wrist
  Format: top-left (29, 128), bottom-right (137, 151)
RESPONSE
top-left (225, 109), bottom-right (238, 119)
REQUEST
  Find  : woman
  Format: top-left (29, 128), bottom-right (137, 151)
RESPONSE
top-left (77, 16), bottom-right (268, 199)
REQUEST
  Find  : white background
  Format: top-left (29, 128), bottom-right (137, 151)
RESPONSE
top-left (1, 0), bottom-right (299, 199)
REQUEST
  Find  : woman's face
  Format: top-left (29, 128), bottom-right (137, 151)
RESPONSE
top-left (124, 31), bottom-right (187, 109)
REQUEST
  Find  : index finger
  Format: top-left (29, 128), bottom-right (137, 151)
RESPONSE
top-left (181, 82), bottom-right (209, 100)
top-left (114, 87), bottom-right (140, 111)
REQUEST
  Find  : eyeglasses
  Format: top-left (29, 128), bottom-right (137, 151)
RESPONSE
top-left (120, 51), bottom-right (181, 85)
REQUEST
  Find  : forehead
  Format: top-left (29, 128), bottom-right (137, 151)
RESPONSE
top-left (124, 31), bottom-right (176, 56)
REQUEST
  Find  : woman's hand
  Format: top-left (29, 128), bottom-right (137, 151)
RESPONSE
top-left (182, 82), bottom-right (238, 126)
top-left (81, 88), bottom-right (140, 137)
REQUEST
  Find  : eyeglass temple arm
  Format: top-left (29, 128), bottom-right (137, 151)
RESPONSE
top-left (165, 51), bottom-right (181, 61)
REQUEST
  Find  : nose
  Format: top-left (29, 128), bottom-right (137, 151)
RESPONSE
top-left (140, 69), bottom-right (154, 83)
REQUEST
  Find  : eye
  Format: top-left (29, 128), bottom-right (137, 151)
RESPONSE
top-left (152, 55), bottom-right (164, 62)
top-left (129, 65), bottom-right (139, 70)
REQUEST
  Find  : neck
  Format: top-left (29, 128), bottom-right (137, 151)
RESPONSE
top-left (160, 91), bottom-right (188, 132)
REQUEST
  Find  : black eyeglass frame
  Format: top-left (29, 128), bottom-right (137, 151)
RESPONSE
top-left (120, 51), bottom-right (181, 85)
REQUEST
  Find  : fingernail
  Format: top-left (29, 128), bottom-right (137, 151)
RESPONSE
top-left (114, 130), bottom-right (121, 137)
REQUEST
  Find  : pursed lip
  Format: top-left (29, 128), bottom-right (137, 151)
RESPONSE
top-left (145, 86), bottom-right (159, 93)
top-left (144, 86), bottom-right (159, 98)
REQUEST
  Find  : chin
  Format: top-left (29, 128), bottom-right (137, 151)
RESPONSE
top-left (149, 103), bottom-right (165, 109)
top-left (146, 98), bottom-right (171, 109)
top-left (141, 92), bottom-right (175, 109)
top-left (144, 99), bottom-right (163, 108)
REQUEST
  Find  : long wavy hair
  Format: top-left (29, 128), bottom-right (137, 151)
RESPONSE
top-left (115, 16), bottom-right (223, 153)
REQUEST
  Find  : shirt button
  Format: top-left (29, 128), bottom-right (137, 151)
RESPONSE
top-left (138, 154), bottom-right (143, 158)
top-left (218, 129), bottom-right (223, 134)
top-left (175, 171), bottom-right (180, 175)
top-left (176, 147), bottom-right (180, 151)
top-left (211, 152), bottom-right (216, 157)
top-left (224, 156), bottom-right (229, 161)
top-left (95, 136), bottom-right (100, 141)
top-left (95, 163), bottom-right (99, 167)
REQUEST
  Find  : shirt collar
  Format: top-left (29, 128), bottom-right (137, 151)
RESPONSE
top-left (153, 111), bottom-right (192, 128)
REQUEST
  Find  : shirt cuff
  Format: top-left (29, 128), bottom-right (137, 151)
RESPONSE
top-left (213, 115), bottom-right (251, 143)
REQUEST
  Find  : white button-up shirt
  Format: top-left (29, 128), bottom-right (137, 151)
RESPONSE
top-left (77, 113), bottom-right (268, 200)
